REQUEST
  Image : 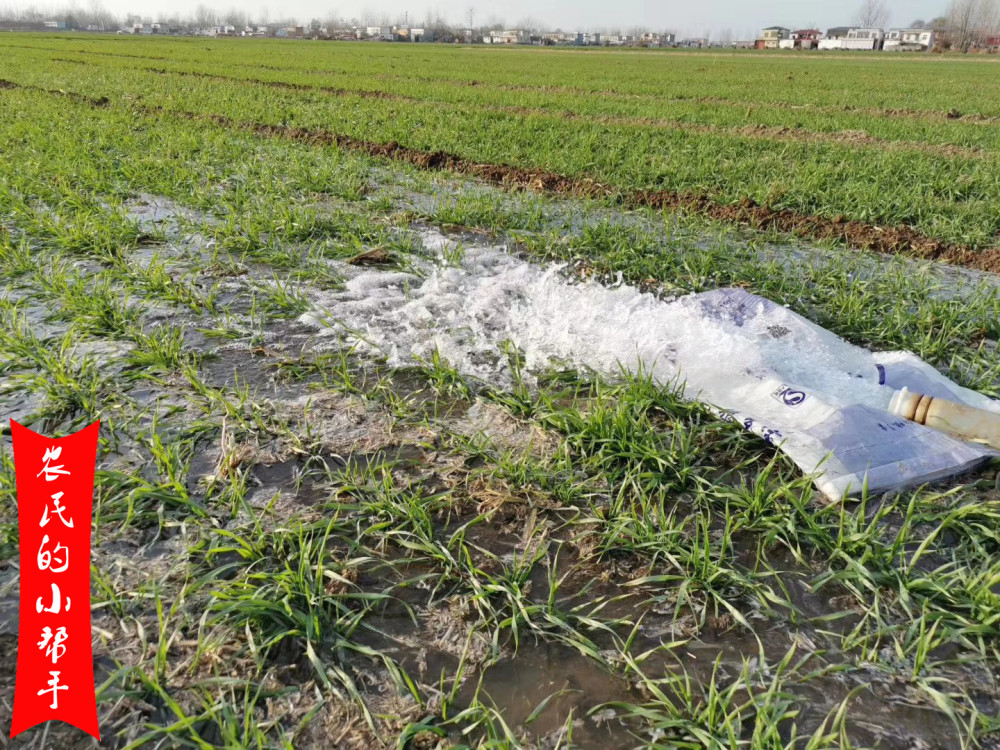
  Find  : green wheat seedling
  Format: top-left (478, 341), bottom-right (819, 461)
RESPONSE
top-left (3, 45), bottom-right (1000, 747)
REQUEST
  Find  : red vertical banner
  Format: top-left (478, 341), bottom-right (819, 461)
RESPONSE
top-left (9, 420), bottom-right (100, 740)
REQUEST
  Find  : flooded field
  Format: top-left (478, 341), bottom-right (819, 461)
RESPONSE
top-left (2, 38), bottom-right (1000, 750)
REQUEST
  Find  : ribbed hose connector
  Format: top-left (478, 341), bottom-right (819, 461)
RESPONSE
top-left (888, 387), bottom-right (1000, 450)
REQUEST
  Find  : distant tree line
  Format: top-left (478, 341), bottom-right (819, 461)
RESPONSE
top-left (855, 0), bottom-right (1000, 49)
top-left (0, 2), bottom-right (681, 40)
top-left (0, 3), bottom-right (685, 44)
top-left (0, 0), bottom-right (998, 49)
top-left (941, 0), bottom-right (1000, 49)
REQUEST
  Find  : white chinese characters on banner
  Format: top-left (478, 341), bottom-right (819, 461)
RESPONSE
top-left (36, 446), bottom-right (70, 482)
top-left (37, 535), bottom-right (69, 573)
top-left (40, 492), bottom-right (74, 529)
top-left (38, 627), bottom-right (68, 664)
top-left (36, 445), bottom-right (72, 707)
top-left (36, 671), bottom-right (68, 709)
top-left (35, 582), bottom-right (71, 614)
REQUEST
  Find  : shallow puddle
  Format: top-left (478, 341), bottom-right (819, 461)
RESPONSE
top-left (456, 641), bottom-right (639, 746)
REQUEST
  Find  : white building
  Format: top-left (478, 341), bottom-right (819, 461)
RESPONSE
top-left (818, 27), bottom-right (848, 49)
top-left (639, 32), bottom-right (674, 47)
top-left (841, 28), bottom-right (884, 50)
top-left (484, 29), bottom-right (527, 44)
top-left (884, 28), bottom-right (934, 50)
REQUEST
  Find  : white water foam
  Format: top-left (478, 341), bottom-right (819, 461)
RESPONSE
top-left (297, 230), bottom-right (996, 498)
top-left (300, 230), bottom-right (888, 410)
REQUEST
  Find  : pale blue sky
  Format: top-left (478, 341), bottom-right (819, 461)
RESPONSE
top-left (76, 0), bottom-right (948, 36)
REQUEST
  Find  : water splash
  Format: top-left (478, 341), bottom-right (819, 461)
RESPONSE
top-left (300, 230), bottom-right (888, 410)
top-left (298, 229), bottom-right (998, 498)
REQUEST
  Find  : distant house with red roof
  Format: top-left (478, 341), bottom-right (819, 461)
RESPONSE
top-left (791, 29), bottom-right (821, 49)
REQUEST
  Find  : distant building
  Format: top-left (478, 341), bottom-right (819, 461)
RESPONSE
top-left (43, 20), bottom-right (67, 29)
top-left (884, 28), bottom-right (934, 51)
top-left (791, 29), bottom-right (821, 49)
top-left (639, 32), bottom-right (674, 47)
top-left (843, 27), bottom-right (884, 50)
top-left (390, 27), bottom-right (432, 42)
top-left (602, 34), bottom-right (635, 46)
top-left (818, 27), bottom-right (849, 49)
top-left (757, 26), bottom-right (790, 49)
top-left (547, 31), bottom-right (604, 45)
top-left (484, 29), bottom-right (527, 44)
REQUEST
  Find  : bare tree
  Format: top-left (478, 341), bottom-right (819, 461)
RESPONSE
top-left (223, 8), bottom-right (248, 27)
top-left (984, 0), bottom-right (1000, 37)
top-left (193, 4), bottom-right (217, 28)
top-left (84, 0), bottom-right (113, 29)
top-left (948, 0), bottom-right (987, 50)
top-left (524, 17), bottom-right (546, 32)
top-left (854, 0), bottom-right (889, 28)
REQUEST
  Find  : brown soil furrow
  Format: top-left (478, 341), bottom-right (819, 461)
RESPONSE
top-left (165, 113), bottom-right (1000, 272)
top-left (29, 43), bottom-right (1000, 125)
top-left (3, 77), bottom-right (999, 272)
top-left (16, 43), bottom-right (171, 61)
top-left (137, 66), bottom-right (989, 161)
top-left (136, 110), bottom-right (1000, 272)
top-left (142, 66), bottom-right (416, 102)
top-left (0, 78), bottom-right (109, 106)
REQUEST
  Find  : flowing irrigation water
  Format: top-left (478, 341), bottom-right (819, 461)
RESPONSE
top-left (300, 231), bottom-right (998, 498)
top-left (302, 232), bottom-right (877, 398)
